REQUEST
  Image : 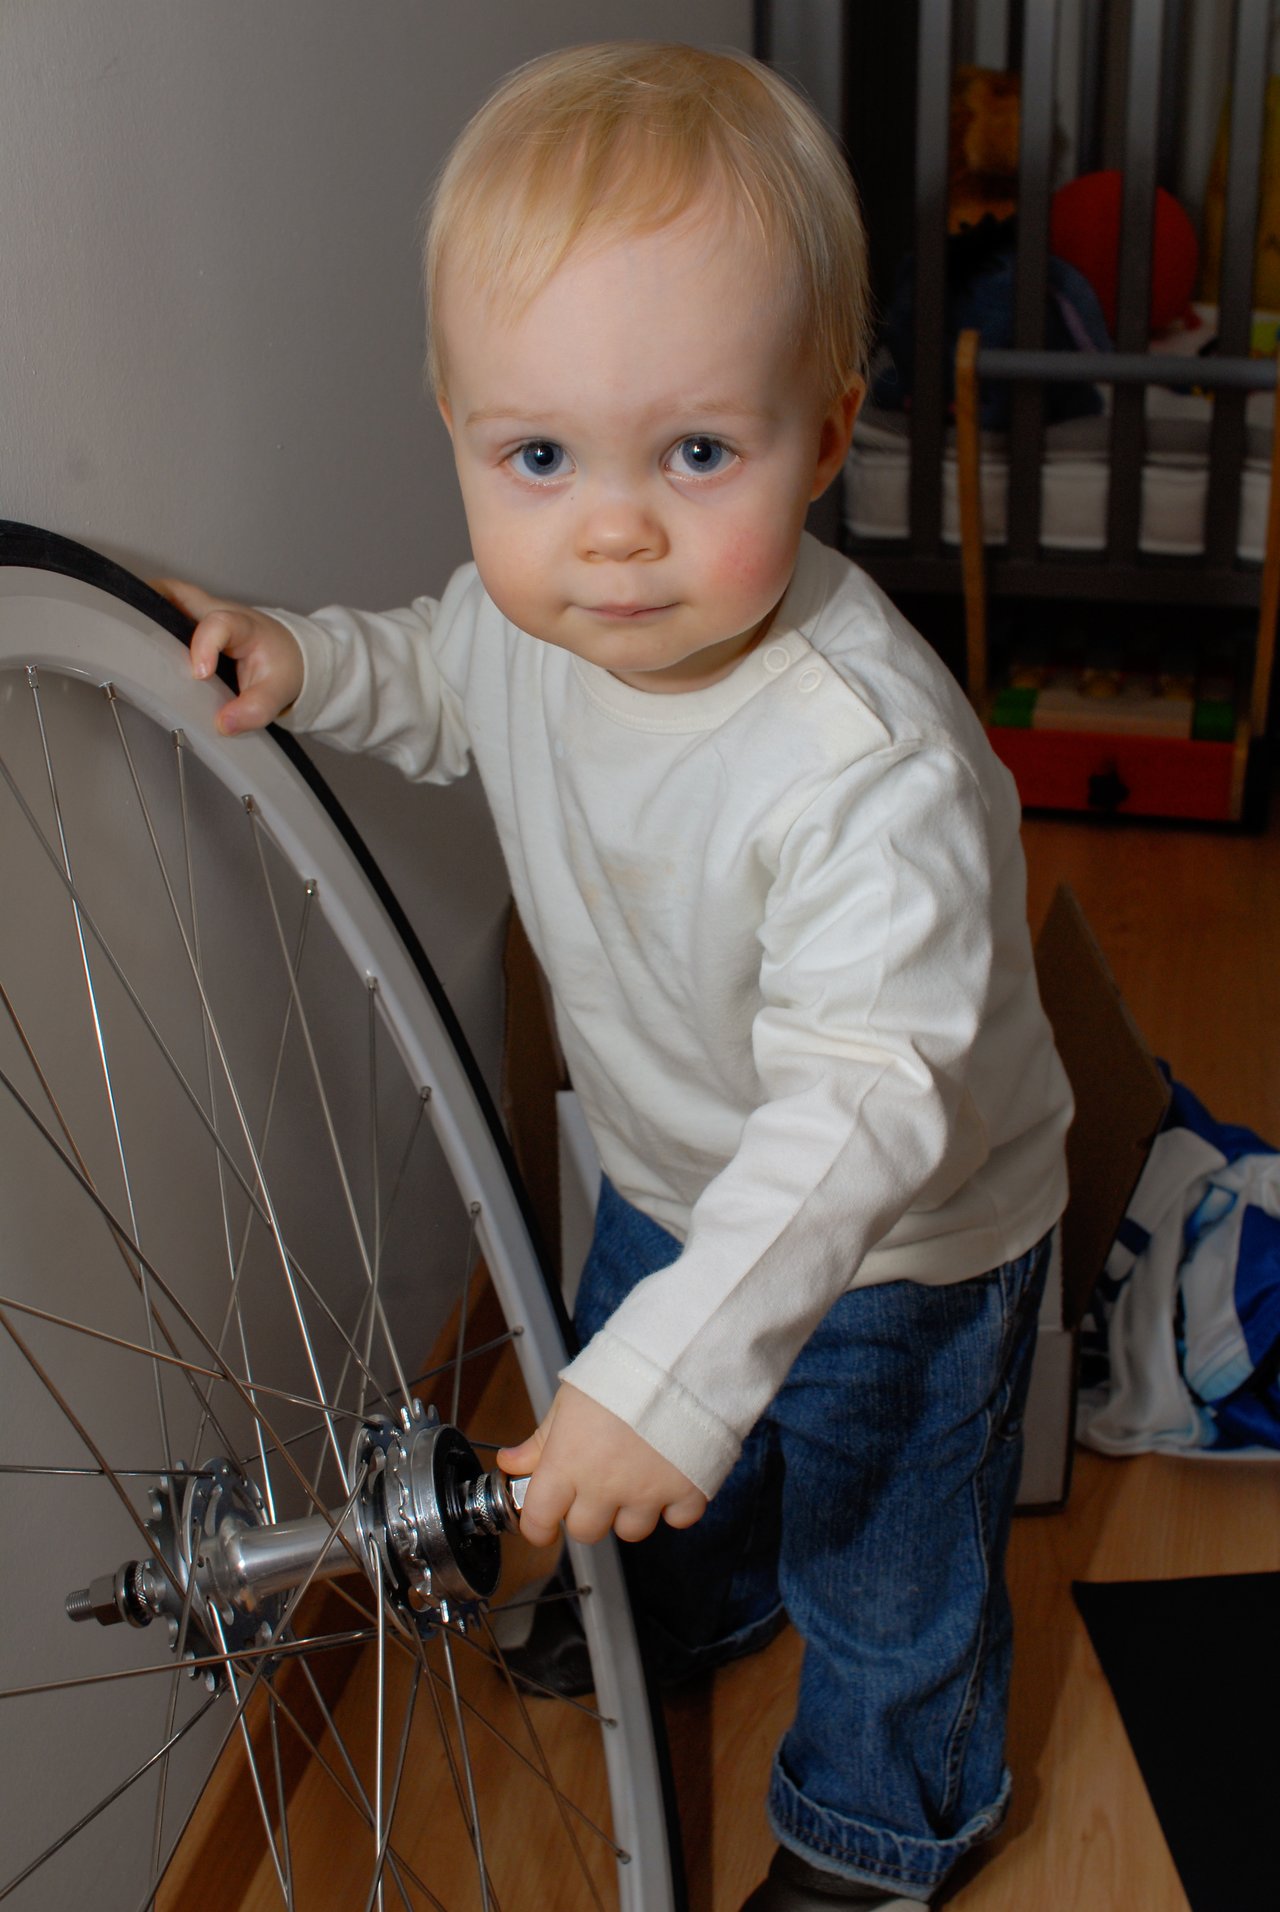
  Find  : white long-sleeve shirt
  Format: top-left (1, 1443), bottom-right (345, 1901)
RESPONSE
top-left (281, 533), bottom-right (1072, 1495)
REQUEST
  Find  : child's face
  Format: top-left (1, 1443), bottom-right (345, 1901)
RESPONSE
top-left (437, 202), bottom-right (861, 692)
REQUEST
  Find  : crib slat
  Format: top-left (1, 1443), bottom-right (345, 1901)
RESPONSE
top-left (1252, 353), bottom-right (1280, 736)
top-left (952, 0), bottom-right (977, 67)
top-left (1205, 0), bottom-right (1271, 569)
top-left (1107, 0), bottom-right (1167, 566)
top-left (909, 0), bottom-right (955, 561)
top-left (1110, 0), bottom-right (1164, 354)
top-left (1214, 0), bottom-right (1269, 359)
top-left (1005, 0), bottom-right (1023, 71)
top-left (1006, 0), bottom-right (1058, 563)
top-left (1076, 0), bottom-right (1106, 175)
top-left (978, 349), bottom-right (1275, 391)
top-left (1156, 0), bottom-right (1188, 191)
top-left (867, 552), bottom-right (1263, 608)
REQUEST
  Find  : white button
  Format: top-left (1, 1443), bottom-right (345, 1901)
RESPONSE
top-left (797, 667), bottom-right (822, 693)
top-left (763, 645), bottom-right (790, 675)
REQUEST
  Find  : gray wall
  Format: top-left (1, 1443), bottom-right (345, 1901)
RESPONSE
top-left (0, 7), bottom-right (754, 1902)
top-left (1, 0), bottom-right (753, 1086)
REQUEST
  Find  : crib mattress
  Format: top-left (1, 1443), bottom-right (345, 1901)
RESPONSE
top-left (843, 387), bottom-right (1274, 563)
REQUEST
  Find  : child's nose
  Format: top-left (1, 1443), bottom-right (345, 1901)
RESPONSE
top-left (576, 489), bottom-right (667, 563)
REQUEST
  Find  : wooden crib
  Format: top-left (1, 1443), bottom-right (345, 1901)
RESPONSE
top-left (829, 0), bottom-right (1279, 822)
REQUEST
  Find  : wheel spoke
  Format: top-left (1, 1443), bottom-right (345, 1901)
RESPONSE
top-left (176, 728), bottom-right (314, 1521)
top-left (0, 576), bottom-right (677, 1911)
top-left (248, 803), bottom-right (413, 1413)
top-left (273, 1667), bottom-right (437, 1912)
top-left (0, 1629), bottom-right (380, 1707)
top-left (450, 1206), bottom-right (481, 1430)
top-left (0, 1461), bottom-right (179, 1479)
top-left (269, 1693), bottom-right (297, 1908)
top-left (0, 976), bottom-right (213, 1451)
top-left (0, 1048), bottom-right (250, 1469)
top-left (0, 997), bottom-right (385, 1466)
top-left (364, 1659), bottom-right (421, 1912)
top-left (412, 1623), bottom-right (626, 1862)
top-left (148, 1663), bottom-right (183, 1891)
top-left (209, 1605), bottom-right (292, 1904)
top-left (110, 707), bottom-right (351, 1485)
top-left (1, 1304), bottom-right (191, 1618)
top-left (479, 1611), bottom-right (610, 1907)
top-left (436, 1607), bottom-right (616, 1729)
top-left (0, 1690), bottom-right (219, 1903)
top-left (0, 745), bottom-right (388, 1470)
top-left (363, 979), bottom-right (383, 1414)
top-left (0, 1061), bottom-right (386, 1568)
top-left (0, 1287), bottom-right (365, 1421)
top-left (437, 1612), bottom-right (495, 1912)
top-left (370, 1535), bottom-right (389, 1909)
top-left (27, 673), bottom-right (177, 1485)
top-left (309, 1082), bottom-right (436, 1495)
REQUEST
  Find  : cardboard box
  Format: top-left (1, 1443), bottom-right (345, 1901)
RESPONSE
top-left (503, 885), bottom-right (1171, 1511)
top-left (1021, 884), bottom-right (1171, 1507)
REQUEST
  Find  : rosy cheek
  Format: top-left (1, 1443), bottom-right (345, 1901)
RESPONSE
top-left (710, 526), bottom-right (790, 600)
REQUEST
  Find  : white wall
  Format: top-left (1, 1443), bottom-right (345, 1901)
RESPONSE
top-left (0, 0), bottom-right (752, 1087)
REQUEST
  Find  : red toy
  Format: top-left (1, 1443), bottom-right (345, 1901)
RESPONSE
top-left (1050, 169), bottom-right (1199, 336)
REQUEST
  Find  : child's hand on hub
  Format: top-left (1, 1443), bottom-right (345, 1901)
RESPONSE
top-left (153, 578), bottom-right (305, 735)
top-left (498, 1383), bottom-right (706, 1547)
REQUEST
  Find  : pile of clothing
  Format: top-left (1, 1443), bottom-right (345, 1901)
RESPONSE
top-left (1079, 1071), bottom-right (1280, 1456)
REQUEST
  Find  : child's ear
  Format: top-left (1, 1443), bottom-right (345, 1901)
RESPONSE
top-left (437, 390), bottom-right (455, 440)
top-left (810, 378), bottom-right (865, 500)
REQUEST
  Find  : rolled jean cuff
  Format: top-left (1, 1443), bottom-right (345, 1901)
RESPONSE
top-left (767, 1759), bottom-right (1012, 1897)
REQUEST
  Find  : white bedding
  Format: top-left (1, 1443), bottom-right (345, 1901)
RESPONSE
top-left (843, 386), bottom-right (1272, 562)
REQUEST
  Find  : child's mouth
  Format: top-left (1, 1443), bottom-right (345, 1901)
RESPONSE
top-left (589, 603), bottom-right (674, 620)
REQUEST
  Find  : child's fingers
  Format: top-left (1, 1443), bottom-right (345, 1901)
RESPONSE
top-left (561, 1490), bottom-right (617, 1546)
top-left (150, 577), bottom-right (223, 625)
top-left (497, 1428), bottom-right (557, 1541)
top-left (151, 581), bottom-right (264, 684)
top-left (187, 606), bottom-right (260, 680)
top-left (495, 1432), bottom-right (542, 1477)
top-left (215, 676), bottom-right (288, 736)
top-left (612, 1503), bottom-right (662, 1543)
top-left (661, 1489), bottom-right (707, 1531)
top-left (517, 1465), bottom-right (577, 1548)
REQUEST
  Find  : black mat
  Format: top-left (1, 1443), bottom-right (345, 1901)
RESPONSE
top-left (1071, 1573), bottom-right (1279, 1912)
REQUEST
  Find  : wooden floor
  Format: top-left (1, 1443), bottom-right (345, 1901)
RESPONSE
top-left (668, 803), bottom-right (1280, 1911)
top-left (224, 798), bottom-right (1280, 1911)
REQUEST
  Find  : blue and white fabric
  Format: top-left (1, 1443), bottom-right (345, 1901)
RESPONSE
top-left (1078, 1073), bottom-right (1280, 1456)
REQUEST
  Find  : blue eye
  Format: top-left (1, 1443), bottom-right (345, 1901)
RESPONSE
top-left (670, 436), bottom-right (731, 476)
top-left (514, 440), bottom-right (567, 479)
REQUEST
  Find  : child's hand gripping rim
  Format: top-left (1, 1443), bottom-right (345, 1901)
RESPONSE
top-left (152, 578), bottom-right (305, 735)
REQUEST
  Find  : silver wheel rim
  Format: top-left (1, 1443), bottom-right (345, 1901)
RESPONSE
top-left (0, 556), bottom-right (679, 1912)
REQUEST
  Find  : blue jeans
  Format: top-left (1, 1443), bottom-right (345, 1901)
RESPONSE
top-left (575, 1179), bottom-right (1052, 1900)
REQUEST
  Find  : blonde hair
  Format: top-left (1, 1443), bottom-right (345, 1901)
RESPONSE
top-left (423, 42), bottom-right (870, 402)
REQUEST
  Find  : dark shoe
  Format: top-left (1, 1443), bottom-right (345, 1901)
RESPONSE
top-left (493, 1573), bottom-right (594, 1699)
top-left (739, 1846), bottom-right (931, 1911)
top-left (495, 1565), bottom-right (790, 1700)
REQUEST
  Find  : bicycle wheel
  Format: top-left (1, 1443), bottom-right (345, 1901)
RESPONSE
top-left (0, 523), bottom-right (683, 1912)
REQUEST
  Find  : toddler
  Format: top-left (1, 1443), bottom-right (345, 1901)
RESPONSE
top-left (165, 43), bottom-right (1072, 1912)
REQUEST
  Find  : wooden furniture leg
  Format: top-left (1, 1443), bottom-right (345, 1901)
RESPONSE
top-left (955, 327), bottom-right (989, 711)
